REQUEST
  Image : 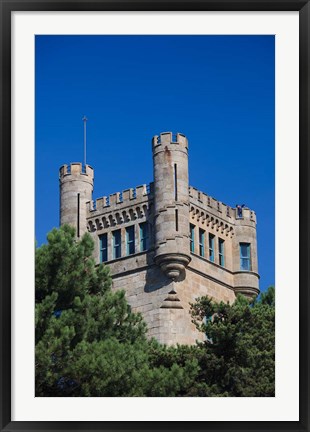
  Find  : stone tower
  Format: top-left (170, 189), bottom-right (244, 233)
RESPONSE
top-left (59, 162), bottom-right (94, 237)
top-left (152, 132), bottom-right (191, 280)
top-left (59, 132), bottom-right (260, 345)
top-left (233, 212), bottom-right (259, 298)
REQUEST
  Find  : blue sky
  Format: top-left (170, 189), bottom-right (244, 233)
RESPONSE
top-left (35, 35), bottom-right (275, 291)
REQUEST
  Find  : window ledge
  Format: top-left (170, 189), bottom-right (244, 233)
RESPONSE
top-left (102, 248), bottom-right (155, 265)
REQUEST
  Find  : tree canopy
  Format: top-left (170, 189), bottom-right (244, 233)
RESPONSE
top-left (35, 225), bottom-right (197, 396)
top-left (188, 287), bottom-right (275, 396)
top-left (36, 225), bottom-right (275, 397)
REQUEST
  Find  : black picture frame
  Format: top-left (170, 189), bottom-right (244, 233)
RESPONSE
top-left (1, 1), bottom-right (309, 431)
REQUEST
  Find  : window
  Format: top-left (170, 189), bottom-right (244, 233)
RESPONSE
top-left (240, 243), bottom-right (251, 271)
top-left (112, 229), bottom-right (121, 259)
top-left (219, 238), bottom-right (225, 267)
top-left (199, 229), bottom-right (205, 257)
top-left (209, 234), bottom-right (215, 262)
top-left (190, 224), bottom-right (195, 253)
top-left (140, 222), bottom-right (149, 252)
top-left (126, 225), bottom-right (135, 255)
top-left (99, 233), bottom-right (108, 262)
top-left (77, 193), bottom-right (80, 238)
top-left (203, 315), bottom-right (213, 342)
top-left (174, 164), bottom-right (178, 201)
top-left (236, 205), bottom-right (243, 218)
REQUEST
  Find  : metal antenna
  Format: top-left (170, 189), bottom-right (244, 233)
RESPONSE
top-left (82, 115), bottom-right (88, 168)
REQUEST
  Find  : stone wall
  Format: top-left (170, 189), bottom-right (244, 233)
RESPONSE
top-left (106, 250), bottom-right (236, 345)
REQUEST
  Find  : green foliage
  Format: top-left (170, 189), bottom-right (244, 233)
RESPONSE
top-left (36, 225), bottom-right (275, 397)
top-left (189, 287), bottom-right (275, 396)
top-left (35, 225), bottom-right (148, 396)
top-left (146, 340), bottom-right (203, 396)
top-left (68, 339), bottom-right (148, 396)
top-left (146, 288), bottom-right (275, 397)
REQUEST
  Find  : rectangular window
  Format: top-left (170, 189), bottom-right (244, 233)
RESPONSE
top-left (112, 229), bottom-right (121, 259)
top-left (209, 234), bottom-right (215, 262)
top-left (126, 225), bottom-right (135, 255)
top-left (174, 163), bottom-right (178, 201)
top-left (199, 229), bottom-right (205, 257)
top-left (236, 205), bottom-right (243, 218)
top-left (175, 209), bottom-right (179, 231)
top-left (219, 238), bottom-right (225, 267)
top-left (99, 233), bottom-right (108, 262)
top-left (77, 193), bottom-right (80, 238)
top-left (140, 222), bottom-right (149, 252)
top-left (190, 224), bottom-right (195, 253)
top-left (240, 243), bottom-right (251, 270)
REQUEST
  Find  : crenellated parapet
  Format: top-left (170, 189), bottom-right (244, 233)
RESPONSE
top-left (152, 131), bottom-right (188, 153)
top-left (86, 183), bottom-right (154, 233)
top-left (59, 162), bottom-right (94, 180)
top-left (189, 185), bottom-right (256, 225)
top-left (87, 183), bottom-right (153, 214)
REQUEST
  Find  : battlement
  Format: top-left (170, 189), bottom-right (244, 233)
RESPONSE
top-left (189, 186), bottom-right (256, 224)
top-left (152, 132), bottom-right (188, 151)
top-left (87, 182), bottom-right (154, 215)
top-left (59, 163), bottom-right (94, 180)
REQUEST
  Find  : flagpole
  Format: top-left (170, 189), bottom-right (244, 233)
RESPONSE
top-left (82, 115), bottom-right (88, 168)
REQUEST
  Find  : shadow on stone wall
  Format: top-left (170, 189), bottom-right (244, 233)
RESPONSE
top-left (144, 250), bottom-right (186, 293)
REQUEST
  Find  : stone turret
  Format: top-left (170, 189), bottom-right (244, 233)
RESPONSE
top-left (232, 209), bottom-right (260, 298)
top-left (59, 163), bottom-right (94, 237)
top-left (152, 132), bottom-right (191, 280)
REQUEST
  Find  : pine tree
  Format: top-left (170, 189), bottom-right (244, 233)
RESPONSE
top-left (35, 225), bottom-right (148, 396)
top-left (35, 225), bottom-right (196, 397)
top-left (36, 225), bottom-right (274, 397)
top-left (189, 287), bottom-right (275, 396)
